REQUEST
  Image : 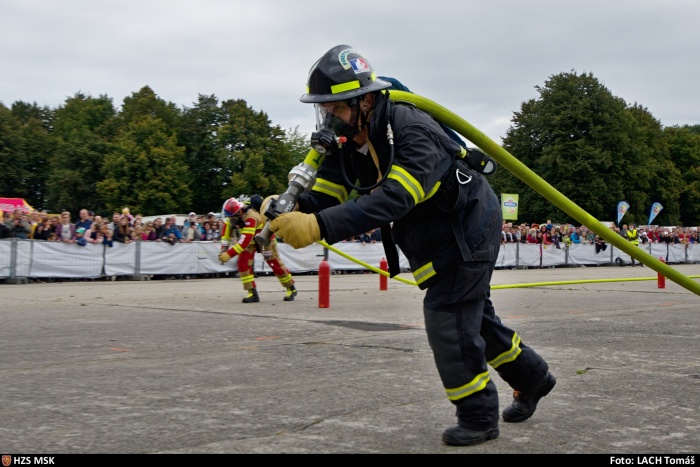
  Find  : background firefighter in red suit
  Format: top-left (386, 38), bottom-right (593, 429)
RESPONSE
top-left (218, 195), bottom-right (297, 303)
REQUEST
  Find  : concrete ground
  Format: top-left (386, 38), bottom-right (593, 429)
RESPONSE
top-left (1, 264), bottom-right (699, 454)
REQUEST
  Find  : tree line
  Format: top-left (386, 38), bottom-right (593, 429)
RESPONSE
top-left (0, 86), bottom-right (309, 217)
top-left (490, 71), bottom-right (700, 227)
top-left (2, 72), bottom-right (699, 226)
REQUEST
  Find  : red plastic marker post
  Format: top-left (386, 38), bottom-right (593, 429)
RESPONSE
top-left (318, 258), bottom-right (330, 308)
top-left (379, 257), bottom-right (388, 291)
top-left (657, 257), bottom-right (666, 289)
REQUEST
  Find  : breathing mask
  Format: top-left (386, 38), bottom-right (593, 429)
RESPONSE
top-left (310, 99), bottom-right (359, 155)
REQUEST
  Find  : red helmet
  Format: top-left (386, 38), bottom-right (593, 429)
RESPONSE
top-left (221, 197), bottom-right (244, 218)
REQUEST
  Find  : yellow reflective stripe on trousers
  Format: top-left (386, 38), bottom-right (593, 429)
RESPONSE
top-left (412, 262), bottom-right (436, 285)
top-left (278, 272), bottom-right (292, 282)
top-left (312, 178), bottom-right (348, 204)
top-left (487, 333), bottom-right (522, 369)
top-left (387, 165), bottom-right (424, 205)
top-left (445, 371), bottom-right (491, 401)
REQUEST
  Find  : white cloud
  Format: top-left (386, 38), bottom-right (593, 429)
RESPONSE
top-left (2, 0), bottom-right (698, 146)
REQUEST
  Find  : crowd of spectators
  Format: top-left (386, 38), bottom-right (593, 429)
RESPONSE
top-left (3, 208), bottom-right (699, 250)
top-left (2, 207), bottom-right (699, 283)
top-left (0, 208), bottom-right (237, 282)
top-left (343, 228), bottom-right (382, 245)
top-left (500, 219), bottom-right (700, 251)
top-left (1, 208), bottom-right (229, 246)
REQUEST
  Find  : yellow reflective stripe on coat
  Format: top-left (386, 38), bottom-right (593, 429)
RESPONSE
top-left (445, 371), bottom-right (490, 401)
top-left (240, 227), bottom-right (256, 236)
top-left (388, 165), bottom-right (424, 205)
top-left (312, 177), bottom-right (348, 204)
top-left (232, 243), bottom-right (245, 254)
top-left (487, 333), bottom-right (522, 369)
top-left (412, 262), bottom-right (436, 285)
top-left (420, 181), bottom-right (441, 204)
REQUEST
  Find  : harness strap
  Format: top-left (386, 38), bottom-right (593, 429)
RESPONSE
top-left (381, 224), bottom-right (401, 277)
top-left (367, 139), bottom-right (383, 184)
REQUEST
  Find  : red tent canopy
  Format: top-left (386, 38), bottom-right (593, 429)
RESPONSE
top-left (0, 198), bottom-right (35, 214)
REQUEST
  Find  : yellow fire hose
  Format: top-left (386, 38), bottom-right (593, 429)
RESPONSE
top-left (319, 240), bottom-right (699, 289)
top-left (317, 240), bottom-right (417, 285)
top-left (306, 91), bottom-right (699, 295)
top-left (380, 90), bottom-right (700, 297)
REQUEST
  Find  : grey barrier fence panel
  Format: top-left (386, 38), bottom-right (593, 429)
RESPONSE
top-left (0, 239), bottom-right (697, 281)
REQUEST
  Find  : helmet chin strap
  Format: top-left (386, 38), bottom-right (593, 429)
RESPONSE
top-left (338, 100), bottom-right (394, 193)
top-left (353, 106), bottom-right (373, 145)
top-left (342, 98), bottom-right (362, 139)
top-left (357, 104), bottom-right (366, 131)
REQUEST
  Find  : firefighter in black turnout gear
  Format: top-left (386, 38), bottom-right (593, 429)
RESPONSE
top-left (267, 45), bottom-right (556, 447)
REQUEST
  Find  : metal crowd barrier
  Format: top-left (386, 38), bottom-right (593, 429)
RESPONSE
top-left (1, 238), bottom-right (698, 283)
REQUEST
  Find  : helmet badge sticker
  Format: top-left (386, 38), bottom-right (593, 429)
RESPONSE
top-left (338, 48), bottom-right (359, 69)
top-left (349, 57), bottom-right (369, 74)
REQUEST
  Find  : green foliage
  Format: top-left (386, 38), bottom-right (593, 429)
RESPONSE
top-left (664, 126), bottom-right (700, 225)
top-left (491, 71), bottom-right (693, 226)
top-left (217, 98), bottom-right (300, 201)
top-left (2, 79), bottom-right (697, 227)
top-left (626, 105), bottom-right (682, 225)
top-left (45, 93), bottom-right (117, 214)
top-left (119, 86), bottom-right (182, 129)
top-left (178, 95), bottom-right (309, 213)
top-left (0, 102), bottom-right (54, 210)
top-left (0, 104), bottom-right (24, 197)
top-left (179, 94), bottom-right (229, 214)
top-left (97, 116), bottom-right (191, 215)
top-left (16, 107), bottom-right (54, 209)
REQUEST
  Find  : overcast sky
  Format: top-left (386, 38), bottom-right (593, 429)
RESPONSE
top-left (2, 0), bottom-right (698, 145)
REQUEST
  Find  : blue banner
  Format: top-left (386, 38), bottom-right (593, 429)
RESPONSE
top-left (617, 201), bottom-right (629, 226)
top-left (648, 202), bottom-right (663, 226)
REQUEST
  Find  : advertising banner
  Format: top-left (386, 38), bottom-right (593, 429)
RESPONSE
top-left (501, 194), bottom-right (519, 220)
top-left (648, 202), bottom-right (663, 226)
top-left (617, 201), bottom-right (629, 226)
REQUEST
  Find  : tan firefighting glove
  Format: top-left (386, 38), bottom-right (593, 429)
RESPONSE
top-left (268, 212), bottom-right (320, 249)
top-left (218, 251), bottom-right (232, 263)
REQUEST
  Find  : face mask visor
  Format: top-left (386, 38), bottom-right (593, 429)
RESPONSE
top-left (311, 100), bottom-right (357, 154)
top-left (314, 102), bottom-right (353, 135)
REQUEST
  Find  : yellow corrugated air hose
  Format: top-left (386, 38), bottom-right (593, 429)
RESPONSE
top-left (385, 90), bottom-right (700, 296)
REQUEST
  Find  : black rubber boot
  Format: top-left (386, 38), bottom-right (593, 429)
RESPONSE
top-left (242, 288), bottom-right (260, 303)
top-left (442, 425), bottom-right (499, 446)
top-left (502, 372), bottom-right (556, 423)
top-left (284, 285), bottom-right (297, 301)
